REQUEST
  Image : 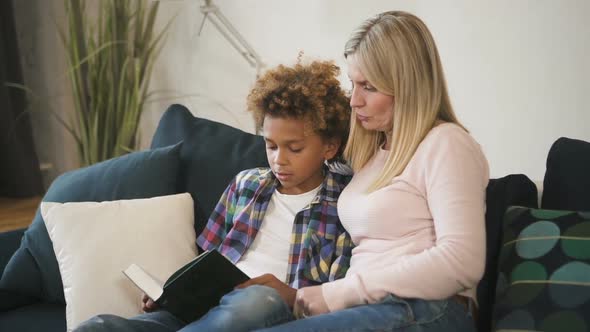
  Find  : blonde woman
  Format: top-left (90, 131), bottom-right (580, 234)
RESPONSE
top-left (257, 11), bottom-right (489, 332)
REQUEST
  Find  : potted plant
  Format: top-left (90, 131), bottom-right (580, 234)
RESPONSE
top-left (62, 0), bottom-right (169, 166)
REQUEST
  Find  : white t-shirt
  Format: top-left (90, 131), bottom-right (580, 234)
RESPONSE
top-left (236, 184), bottom-right (322, 281)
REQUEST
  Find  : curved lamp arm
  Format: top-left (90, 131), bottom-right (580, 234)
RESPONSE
top-left (198, 0), bottom-right (265, 76)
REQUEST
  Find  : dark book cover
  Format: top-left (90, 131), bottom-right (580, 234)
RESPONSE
top-left (124, 249), bottom-right (250, 322)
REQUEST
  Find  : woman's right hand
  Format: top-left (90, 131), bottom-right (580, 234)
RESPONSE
top-left (141, 293), bottom-right (159, 312)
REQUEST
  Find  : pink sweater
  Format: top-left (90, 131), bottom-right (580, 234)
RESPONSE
top-left (323, 123), bottom-right (489, 312)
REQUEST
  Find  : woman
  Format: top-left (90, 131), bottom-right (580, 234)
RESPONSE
top-left (258, 10), bottom-right (489, 332)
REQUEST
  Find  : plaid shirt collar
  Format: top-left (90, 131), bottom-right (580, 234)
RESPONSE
top-left (255, 165), bottom-right (342, 205)
top-left (197, 165), bottom-right (352, 288)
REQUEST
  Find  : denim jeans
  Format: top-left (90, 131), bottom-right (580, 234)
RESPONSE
top-left (73, 285), bottom-right (293, 332)
top-left (255, 294), bottom-right (476, 332)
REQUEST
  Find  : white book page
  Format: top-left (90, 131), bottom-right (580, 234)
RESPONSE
top-left (123, 263), bottom-right (164, 301)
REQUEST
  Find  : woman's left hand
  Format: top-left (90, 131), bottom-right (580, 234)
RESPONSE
top-left (293, 285), bottom-right (330, 318)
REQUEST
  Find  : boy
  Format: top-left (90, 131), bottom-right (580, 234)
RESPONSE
top-left (75, 59), bottom-right (353, 332)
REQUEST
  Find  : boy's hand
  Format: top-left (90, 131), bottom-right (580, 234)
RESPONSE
top-left (141, 293), bottom-right (159, 312)
top-left (293, 285), bottom-right (330, 318)
top-left (236, 273), bottom-right (297, 308)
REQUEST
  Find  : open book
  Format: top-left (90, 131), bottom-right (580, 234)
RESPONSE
top-left (123, 249), bottom-right (250, 322)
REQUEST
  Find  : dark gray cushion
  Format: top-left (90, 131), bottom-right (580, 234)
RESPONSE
top-left (0, 143), bottom-right (182, 305)
top-left (542, 137), bottom-right (590, 211)
top-left (151, 104), bottom-right (268, 236)
top-left (0, 302), bottom-right (65, 332)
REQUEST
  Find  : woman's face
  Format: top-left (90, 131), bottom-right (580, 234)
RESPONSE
top-left (347, 58), bottom-right (395, 133)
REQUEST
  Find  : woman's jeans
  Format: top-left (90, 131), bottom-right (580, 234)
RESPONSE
top-left (256, 294), bottom-right (476, 332)
top-left (75, 285), bottom-right (475, 332)
top-left (73, 285), bottom-right (292, 332)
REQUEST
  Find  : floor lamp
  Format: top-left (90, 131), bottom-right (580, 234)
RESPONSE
top-left (198, 0), bottom-right (265, 76)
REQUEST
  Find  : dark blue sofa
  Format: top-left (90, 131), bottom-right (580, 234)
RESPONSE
top-left (2, 104), bottom-right (586, 332)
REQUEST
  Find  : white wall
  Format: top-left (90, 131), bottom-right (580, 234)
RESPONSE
top-left (17, 0), bottom-right (590, 184)
top-left (143, 0), bottom-right (416, 135)
top-left (417, 1), bottom-right (590, 181)
top-left (145, 0), bottom-right (590, 182)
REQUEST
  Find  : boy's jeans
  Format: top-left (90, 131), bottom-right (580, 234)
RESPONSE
top-left (74, 285), bottom-right (293, 332)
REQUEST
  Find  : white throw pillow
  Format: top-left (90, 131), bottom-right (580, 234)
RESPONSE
top-left (40, 193), bottom-right (197, 331)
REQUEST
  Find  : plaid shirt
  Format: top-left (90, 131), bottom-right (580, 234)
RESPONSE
top-left (196, 167), bottom-right (353, 289)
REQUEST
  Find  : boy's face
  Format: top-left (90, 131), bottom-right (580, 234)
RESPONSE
top-left (262, 115), bottom-right (339, 195)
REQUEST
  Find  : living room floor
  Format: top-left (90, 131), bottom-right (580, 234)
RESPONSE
top-left (0, 196), bottom-right (40, 232)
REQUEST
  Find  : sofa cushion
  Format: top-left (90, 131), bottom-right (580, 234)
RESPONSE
top-left (493, 206), bottom-right (590, 332)
top-left (0, 143), bottom-right (182, 305)
top-left (0, 302), bottom-right (65, 332)
top-left (477, 175), bottom-right (538, 332)
top-left (151, 104), bottom-right (268, 236)
top-left (542, 137), bottom-right (590, 211)
top-left (40, 193), bottom-right (197, 330)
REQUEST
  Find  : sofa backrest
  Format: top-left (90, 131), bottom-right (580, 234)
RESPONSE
top-left (477, 174), bottom-right (538, 332)
top-left (151, 104), bottom-right (269, 236)
top-left (542, 137), bottom-right (590, 211)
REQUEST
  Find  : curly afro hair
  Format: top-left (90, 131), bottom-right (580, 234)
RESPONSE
top-left (247, 60), bottom-right (351, 162)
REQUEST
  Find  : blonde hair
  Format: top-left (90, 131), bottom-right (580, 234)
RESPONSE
top-left (343, 11), bottom-right (465, 191)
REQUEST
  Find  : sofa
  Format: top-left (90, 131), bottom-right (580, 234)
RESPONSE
top-left (0, 104), bottom-right (588, 332)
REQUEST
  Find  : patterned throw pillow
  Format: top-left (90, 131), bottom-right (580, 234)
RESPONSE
top-left (493, 206), bottom-right (590, 332)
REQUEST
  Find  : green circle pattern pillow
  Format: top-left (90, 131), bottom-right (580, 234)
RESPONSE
top-left (493, 206), bottom-right (590, 332)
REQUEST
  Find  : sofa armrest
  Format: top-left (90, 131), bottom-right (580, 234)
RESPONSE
top-left (0, 228), bottom-right (25, 277)
top-left (0, 289), bottom-right (39, 312)
top-left (0, 228), bottom-right (39, 312)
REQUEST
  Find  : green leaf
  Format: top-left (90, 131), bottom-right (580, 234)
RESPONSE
top-left (54, 0), bottom-right (171, 166)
